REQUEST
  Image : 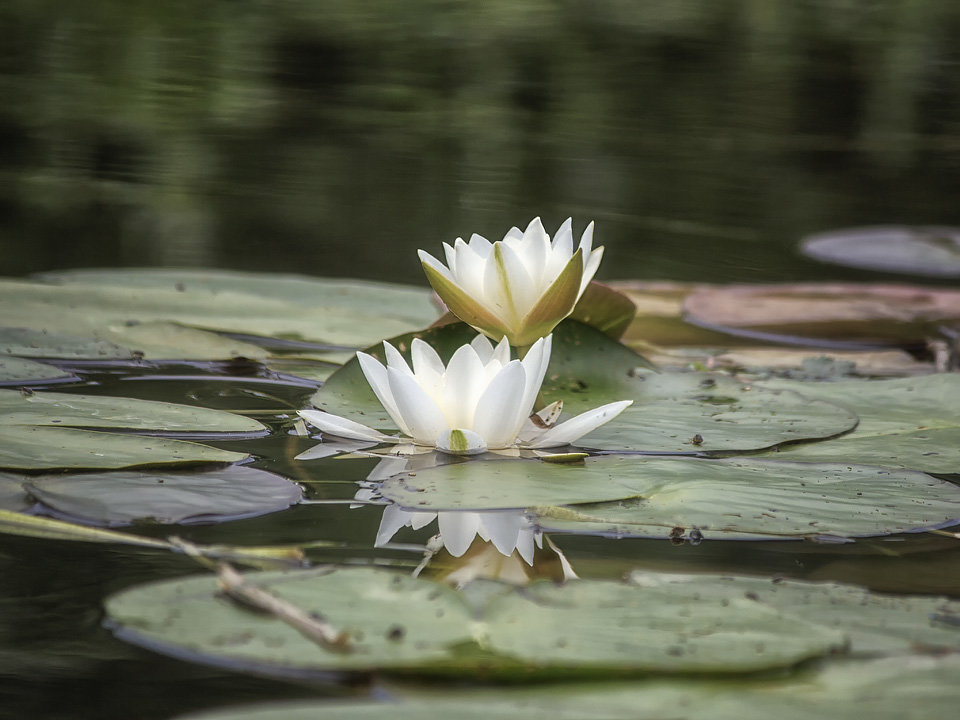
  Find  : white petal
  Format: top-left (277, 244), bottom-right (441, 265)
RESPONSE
top-left (515, 527), bottom-right (537, 565)
top-left (490, 241), bottom-right (537, 321)
top-left (442, 241), bottom-right (458, 270)
top-left (471, 360), bottom-right (527, 448)
top-left (436, 428), bottom-right (487, 455)
top-left (357, 352), bottom-right (411, 436)
top-left (386, 366), bottom-right (449, 444)
top-left (453, 237), bottom-right (493, 306)
top-left (524, 400), bottom-right (633, 448)
top-left (579, 245), bottom-right (604, 299)
top-left (503, 226), bottom-right (524, 241)
top-left (467, 233), bottom-right (493, 258)
top-left (365, 455), bottom-right (410, 482)
top-left (517, 334), bottom-right (551, 422)
top-left (297, 409), bottom-right (393, 443)
top-left (417, 249), bottom-right (455, 282)
top-left (411, 512), bottom-right (438, 531)
top-left (441, 344), bottom-right (487, 427)
top-left (550, 217), bottom-right (573, 257)
top-left (490, 335), bottom-right (511, 368)
top-left (577, 220), bottom-right (595, 255)
top-left (470, 333), bottom-right (495, 363)
top-left (477, 512), bottom-right (525, 557)
top-left (411, 338), bottom-right (445, 380)
top-left (383, 341), bottom-right (414, 377)
top-left (294, 439), bottom-right (378, 461)
top-left (438, 512), bottom-right (481, 557)
top-left (375, 505), bottom-right (425, 547)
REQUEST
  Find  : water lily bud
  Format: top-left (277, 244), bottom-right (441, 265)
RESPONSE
top-left (418, 217), bottom-right (603, 347)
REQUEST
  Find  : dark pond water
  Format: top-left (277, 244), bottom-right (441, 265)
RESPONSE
top-left (3, 2), bottom-right (960, 718)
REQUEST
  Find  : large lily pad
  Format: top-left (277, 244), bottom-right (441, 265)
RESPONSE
top-left (105, 566), bottom-right (844, 678)
top-left (0, 357), bottom-right (74, 385)
top-left (0, 270), bottom-right (440, 359)
top-left (310, 319), bottom-right (654, 425)
top-left (572, 370), bottom-right (858, 453)
top-left (311, 322), bottom-right (855, 454)
top-left (23, 466), bottom-right (302, 526)
top-left (801, 226), bottom-right (960, 278)
top-left (682, 283), bottom-right (960, 347)
top-left (0, 473), bottom-right (30, 511)
top-left (752, 374), bottom-right (960, 473)
top-left (378, 456), bottom-right (960, 540)
top-left (0, 388), bottom-right (267, 435)
top-left (172, 654), bottom-right (960, 720)
top-left (0, 426), bottom-right (248, 470)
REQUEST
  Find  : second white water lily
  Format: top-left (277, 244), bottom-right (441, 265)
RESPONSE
top-left (298, 333), bottom-right (631, 455)
top-left (418, 217), bottom-right (603, 348)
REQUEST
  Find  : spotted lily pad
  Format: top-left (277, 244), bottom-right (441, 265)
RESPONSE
top-left (0, 472), bottom-right (30, 511)
top-left (0, 357), bottom-right (74, 385)
top-left (572, 370), bottom-right (858, 453)
top-left (311, 321), bottom-right (854, 454)
top-left (105, 566), bottom-right (844, 678)
top-left (0, 426), bottom-right (248, 470)
top-left (751, 374), bottom-right (960, 474)
top-left (0, 388), bottom-right (267, 435)
top-left (23, 466), bottom-right (302, 526)
top-left (1, 270), bottom-right (440, 359)
top-left (801, 226), bottom-right (960, 278)
top-left (378, 456), bottom-right (960, 540)
top-left (171, 650), bottom-right (960, 720)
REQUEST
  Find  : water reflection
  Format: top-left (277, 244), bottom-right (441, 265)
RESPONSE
top-left (3, 2), bottom-right (959, 283)
top-left (353, 452), bottom-right (578, 584)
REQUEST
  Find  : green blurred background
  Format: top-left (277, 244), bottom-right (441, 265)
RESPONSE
top-left (1, 0), bottom-right (959, 284)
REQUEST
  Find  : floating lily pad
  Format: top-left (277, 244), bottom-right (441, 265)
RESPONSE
top-left (1, 270), bottom-right (440, 359)
top-left (752, 374), bottom-right (960, 474)
top-left (0, 388), bottom-right (267, 435)
top-left (172, 652), bottom-right (960, 720)
top-left (0, 357), bottom-right (74, 385)
top-left (682, 283), bottom-right (960, 347)
top-left (311, 319), bottom-right (654, 425)
top-left (801, 226), bottom-right (960, 278)
top-left (0, 327), bottom-right (133, 359)
top-left (23, 466), bottom-right (302, 526)
top-left (0, 426), bottom-right (248, 471)
top-left (572, 371), bottom-right (858, 453)
top-left (379, 456), bottom-right (960, 540)
top-left (105, 566), bottom-right (844, 678)
top-left (0, 473), bottom-right (30, 511)
top-left (568, 281), bottom-right (637, 340)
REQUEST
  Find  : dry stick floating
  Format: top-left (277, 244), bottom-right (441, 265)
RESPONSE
top-left (215, 563), bottom-right (352, 653)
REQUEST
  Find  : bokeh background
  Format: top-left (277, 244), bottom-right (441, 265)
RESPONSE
top-left (2, 0), bottom-right (959, 284)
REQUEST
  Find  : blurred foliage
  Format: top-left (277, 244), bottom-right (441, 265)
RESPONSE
top-left (1, 0), bottom-right (959, 282)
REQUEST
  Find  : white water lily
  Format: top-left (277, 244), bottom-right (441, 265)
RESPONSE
top-left (418, 217), bottom-right (603, 347)
top-left (297, 333), bottom-right (631, 456)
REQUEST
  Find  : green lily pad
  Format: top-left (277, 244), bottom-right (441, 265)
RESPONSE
top-left (171, 654), bottom-right (960, 720)
top-left (378, 456), bottom-right (960, 540)
top-left (751, 374), bottom-right (960, 473)
top-left (0, 472), bottom-right (30, 511)
top-left (105, 566), bottom-right (844, 678)
top-left (0, 426), bottom-right (248, 471)
top-left (801, 226), bottom-right (960, 278)
top-left (572, 370), bottom-right (858, 453)
top-left (0, 327), bottom-right (133, 359)
top-left (2, 269), bottom-right (440, 359)
top-left (23, 466), bottom-right (302, 526)
top-left (0, 357), bottom-right (74, 385)
top-left (311, 318), bottom-right (655, 425)
top-left (312, 323), bottom-right (856, 453)
top-left (0, 388), bottom-right (267, 435)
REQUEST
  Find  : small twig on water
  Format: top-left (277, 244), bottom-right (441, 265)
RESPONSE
top-left (216, 563), bottom-right (352, 653)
